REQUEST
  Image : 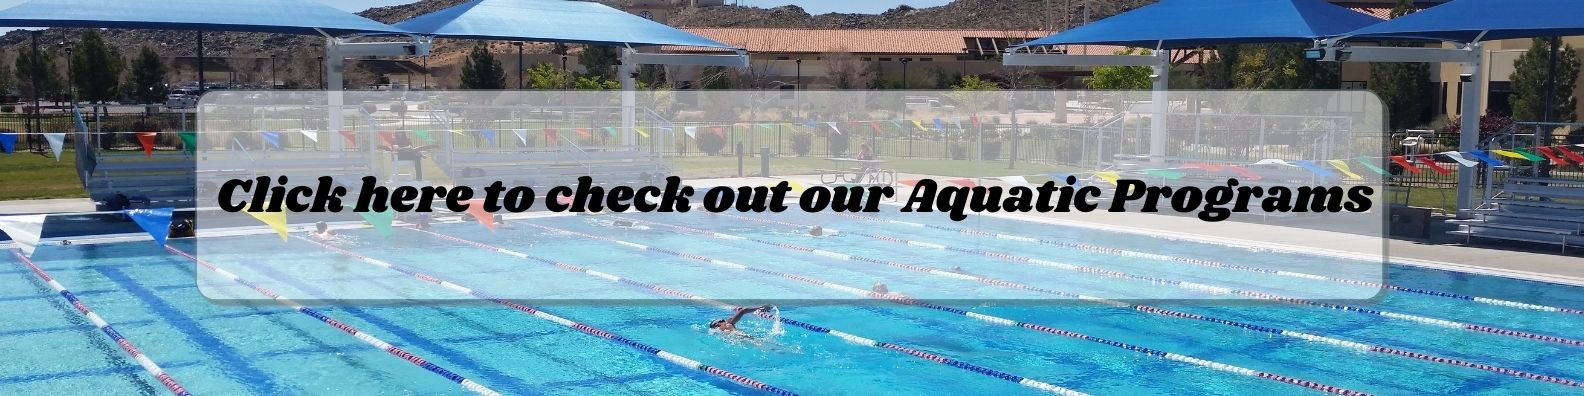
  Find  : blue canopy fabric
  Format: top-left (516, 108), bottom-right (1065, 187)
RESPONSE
top-left (1342, 0), bottom-right (1584, 42)
top-left (395, 0), bottom-right (733, 48)
top-left (1017, 0), bottom-right (1383, 49)
top-left (0, 0), bottom-right (407, 35)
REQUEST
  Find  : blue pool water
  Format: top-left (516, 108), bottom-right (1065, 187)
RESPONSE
top-left (4, 211), bottom-right (1584, 395)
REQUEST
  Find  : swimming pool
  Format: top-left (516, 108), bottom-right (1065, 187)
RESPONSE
top-left (5, 210), bottom-right (1583, 395)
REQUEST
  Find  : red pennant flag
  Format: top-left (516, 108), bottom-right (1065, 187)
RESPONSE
top-left (576, 128), bottom-right (591, 138)
top-left (378, 130), bottom-right (396, 147)
top-left (1227, 167), bottom-right (1264, 181)
top-left (1559, 147), bottom-right (1584, 164)
top-left (870, 121), bottom-right (884, 136)
top-left (1390, 156), bottom-right (1422, 174)
top-left (899, 179), bottom-right (921, 187)
top-left (948, 179), bottom-right (978, 188)
top-left (136, 133), bottom-right (157, 158)
top-left (970, 116), bottom-right (981, 129)
top-left (1185, 162), bottom-right (1226, 172)
top-left (338, 130), bottom-right (357, 148)
top-left (711, 127), bottom-right (725, 138)
top-left (1417, 156), bottom-right (1452, 175)
top-left (462, 199), bottom-right (496, 232)
top-left (1538, 147), bottom-right (1571, 166)
top-left (545, 129), bottom-right (559, 146)
top-left (556, 193), bottom-right (574, 206)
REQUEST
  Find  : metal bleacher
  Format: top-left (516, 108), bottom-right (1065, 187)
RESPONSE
top-left (1452, 177), bottom-right (1584, 251)
top-left (441, 143), bottom-right (672, 192)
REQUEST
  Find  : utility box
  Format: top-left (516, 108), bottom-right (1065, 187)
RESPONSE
top-left (1388, 205), bottom-right (1433, 239)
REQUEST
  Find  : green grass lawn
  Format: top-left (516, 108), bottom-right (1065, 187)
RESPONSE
top-left (0, 151), bottom-right (88, 200)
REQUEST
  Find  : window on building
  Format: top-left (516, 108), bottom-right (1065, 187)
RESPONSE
top-left (861, 57), bottom-right (872, 62)
top-left (879, 57), bottom-right (892, 62)
top-left (919, 57), bottom-right (933, 62)
top-left (779, 84), bottom-right (796, 99)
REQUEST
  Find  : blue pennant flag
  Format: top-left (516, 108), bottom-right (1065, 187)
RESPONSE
top-left (260, 131), bottom-right (281, 150)
top-left (73, 106), bottom-right (88, 133)
top-left (1466, 151), bottom-right (1504, 166)
top-left (0, 132), bottom-right (14, 154)
top-left (933, 118), bottom-right (944, 132)
top-left (1293, 160), bottom-right (1338, 178)
top-left (1048, 173), bottom-right (1081, 187)
top-left (125, 208), bottom-right (174, 247)
top-left (480, 128), bottom-right (497, 146)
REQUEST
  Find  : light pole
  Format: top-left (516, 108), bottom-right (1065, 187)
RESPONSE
top-left (317, 56), bottom-right (325, 89)
top-left (61, 42), bottom-right (73, 106)
top-left (900, 58), bottom-right (911, 89)
top-left (795, 58), bottom-right (802, 88)
top-left (269, 55), bottom-right (277, 89)
top-left (514, 41), bottom-right (525, 89)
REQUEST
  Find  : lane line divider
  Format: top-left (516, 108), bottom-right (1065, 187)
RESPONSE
top-left (411, 227), bottom-right (1088, 396)
top-left (10, 249), bottom-right (192, 396)
top-left (289, 236), bottom-right (798, 396)
top-left (164, 246), bottom-right (501, 396)
top-left (705, 214), bottom-right (1584, 389)
top-left (642, 215), bottom-right (1584, 349)
top-left (828, 212), bottom-right (1584, 316)
top-left (517, 222), bottom-right (1368, 395)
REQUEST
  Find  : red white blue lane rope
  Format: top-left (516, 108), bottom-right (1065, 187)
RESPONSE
top-left (830, 213), bottom-right (1584, 316)
top-left (163, 247), bottom-right (501, 396)
top-left (10, 249), bottom-right (192, 396)
top-left (290, 237), bottom-right (797, 396)
top-left (518, 223), bottom-right (1369, 396)
top-left (713, 214), bottom-right (1584, 389)
top-left (623, 216), bottom-right (1584, 350)
top-left (409, 227), bottom-right (1088, 396)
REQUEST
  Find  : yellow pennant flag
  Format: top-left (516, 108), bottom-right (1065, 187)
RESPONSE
top-left (1326, 160), bottom-right (1364, 180)
top-left (634, 127), bottom-right (650, 138)
top-left (912, 120), bottom-right (929, 132)
top-left (1490, 149), bottom-right (1528, 160)
top-left (1093, 171), bottom-right (1121, 185)
top-left (780, 180), bottom-right (807, 193)
top-left (243, 206), bottom-right (289, 241)
top-left (450, 129), bottom-right (466, 135)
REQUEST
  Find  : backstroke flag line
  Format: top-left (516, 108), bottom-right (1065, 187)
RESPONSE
top-left (43, 133), bottom-right (65, 161)
top-left (243, 205), bottom-right (289, 241)
top-left (0, 214), bottom-right (47, 257)
top-left (357, 210), bottom-right (395, 237)
top-left (125, 208), bottom-right (174, 247)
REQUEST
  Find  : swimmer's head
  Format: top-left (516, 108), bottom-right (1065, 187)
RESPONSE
top-left (494, 214), bottom-right (505, 224)
top-left (809, 226), bottom-right (824, 237)
top-left (708, 319), bottom-right (728, 329)
top-left (315, 221), bottom-right (328, 233)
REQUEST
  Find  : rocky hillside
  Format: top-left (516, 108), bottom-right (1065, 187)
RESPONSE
top-left (0, 0), bottom-right (1151, 86)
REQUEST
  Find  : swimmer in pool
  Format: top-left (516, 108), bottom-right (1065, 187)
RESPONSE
top-left (493, 214), bottom-right (513, 229)
top-left (709, 304), bottom-right (775, 337)
top-left (872, 281), bottom-right (889, 295)
top-left (313, 221), bottom-right (336, 239)
top-left (808, 226), bottom-right (824, 237)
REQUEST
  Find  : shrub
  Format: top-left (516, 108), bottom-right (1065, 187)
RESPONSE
top-left (950, 143), bottom-right (969, 160)
top-left (791, 131), bottom-right (813, 156)
top-left (0, 105), bottom-right (13, 113)
top-left (695, 130), bottom-right (726, 155)
top-left (361, 103), bottom-right (379, 115)
top-left (390, 102), bottom-right (406, 117)
top-left (827, 130), bottom-right (851, 157)
top-left (980, 140), bottom-right (1003, 161)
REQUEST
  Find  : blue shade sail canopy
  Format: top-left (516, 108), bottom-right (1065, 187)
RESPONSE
top-left (0, 0), bottom-right (407, 35)
top-left (1017, 0), bottom-right (1384, 49)
top-left (395, 0), bottom-right (734, 48)
top-left (1341, 0), bottom-right (1584, 42)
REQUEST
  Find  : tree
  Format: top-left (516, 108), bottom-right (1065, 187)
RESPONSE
top-left (579, 45), bottom-right (620, 81)
top-left (71, 31), bottom-right (125, 105)
top-left (128, 47), bottom-right (168, 104)
top-left (1087, 48), bottom-right (1152, 89)
top-left (459, 45), bottom-right (505, 90)
top-left (0, 49), bottom-right (14, 96)
top-left (1369, 0), bottom-right (1435, 131)
top-left (525, 63), bottom-right (570, 89)
top-left (1511, 38), bottom-right (1581, 122)
top-left (16, 47), bottom-right (62, 105)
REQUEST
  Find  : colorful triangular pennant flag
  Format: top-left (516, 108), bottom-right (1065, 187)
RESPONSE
top-left (0, 214), bottom-right (46, 256)
top-left (125, 208), bottom-right (173, 247)
top-left (43, 132), bottom-right (65, 161)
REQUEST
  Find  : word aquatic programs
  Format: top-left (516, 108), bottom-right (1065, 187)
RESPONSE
top-left (216, 175), bottom-right (1374, 222)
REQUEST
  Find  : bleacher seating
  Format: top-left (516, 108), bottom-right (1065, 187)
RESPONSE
top-left (440, 146), bottom-right (672, 191)
top-left (1451, 177), bottom-right (1584, 252)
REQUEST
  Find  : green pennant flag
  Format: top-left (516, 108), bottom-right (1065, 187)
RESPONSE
top-left (602, 126), bottom-right (618, 137)
top-left (1144, 170), bottom-right (1186, 180)
top-left (357, 210), bottom-right (395, 238)
top-left (414, 130), bottom-right (433, 142)
top-left (1512, 148), bottom-right (1546, 161)
top-left (1354, 156), bottom-right (1388, 175)
top-left (178, 132), bottom-right (197, 154)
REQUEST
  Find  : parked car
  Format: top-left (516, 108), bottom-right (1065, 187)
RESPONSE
top-left (165, 93), bottom-right (198, 109)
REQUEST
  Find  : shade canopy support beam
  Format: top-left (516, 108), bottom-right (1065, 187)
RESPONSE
top-left (618, 49), bottom-right (748, 145)
top-left (1312, 39), bottom-right (1484, 216)
top-left (322, 33), bottom-right (431, 149)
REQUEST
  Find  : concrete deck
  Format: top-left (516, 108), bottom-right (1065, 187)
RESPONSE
top-left (0, 198), bottom-right (96, 215)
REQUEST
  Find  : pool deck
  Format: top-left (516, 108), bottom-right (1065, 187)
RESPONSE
top-left (707, 173), bottom-right (1584, 286)
top-left (0, 197), bottom-right (95, 215)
